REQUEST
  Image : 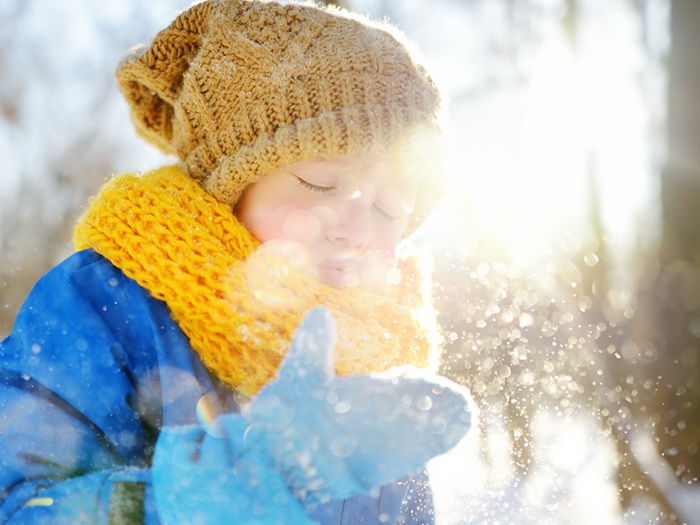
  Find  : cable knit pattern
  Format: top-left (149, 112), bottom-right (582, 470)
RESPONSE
top-left (74, 165), bottom-right (440, 396)
top-left (116, 0), bottom-right (444, 234)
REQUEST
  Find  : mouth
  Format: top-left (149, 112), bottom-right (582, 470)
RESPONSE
top-left (319, 258), bottom-right (361, 289)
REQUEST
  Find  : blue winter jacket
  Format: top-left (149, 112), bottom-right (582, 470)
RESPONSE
top-left (0, 249), bottom-right (434, 524)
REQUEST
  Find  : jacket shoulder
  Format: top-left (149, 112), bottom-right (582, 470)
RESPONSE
top-left (8, 249), bottom-right (157, 359)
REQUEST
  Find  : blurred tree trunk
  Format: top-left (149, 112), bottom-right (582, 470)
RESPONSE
top-left (663, 0), bottom-right (700, 252)
top-left (653, 0), bottom-right (700, 484)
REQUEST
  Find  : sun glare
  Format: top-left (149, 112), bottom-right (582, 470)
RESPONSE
top-left (433, 1), bottom-right (659, 269)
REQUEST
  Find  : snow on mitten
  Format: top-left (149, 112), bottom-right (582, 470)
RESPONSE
top-left (243, 307), bottom-right (472, 508)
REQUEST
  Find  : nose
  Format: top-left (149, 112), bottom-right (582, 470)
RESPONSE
top-left (326, 198), bottom-right (371, 250)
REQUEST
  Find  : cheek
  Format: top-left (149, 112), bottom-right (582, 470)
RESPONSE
top-left (362, 231), bottom-right (403, 275)
top-left (248, 203), bottom-right (323, 246)
top-left (281, 209), bottom-right (323, 245)
top-left (372, 223), bottom-right (406, 259)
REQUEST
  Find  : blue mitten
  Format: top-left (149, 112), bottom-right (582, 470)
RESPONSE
top-left (244, 307), bottom-right (472, 508)
top-left (152, 307), bottom-right (472, 524)
top-left (153, 414), bottom-right (314, 525)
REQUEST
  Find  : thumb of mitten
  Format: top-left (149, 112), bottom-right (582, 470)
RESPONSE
top-left (246, 307), bottom-right (336, 432)
top-left (276, 307), bottom-right (335, 386)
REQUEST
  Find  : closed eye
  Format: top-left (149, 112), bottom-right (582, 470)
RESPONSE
top-left (296, 177), bottom-right (335, 194)
top-left (373, 203), bottom-right (398, 222)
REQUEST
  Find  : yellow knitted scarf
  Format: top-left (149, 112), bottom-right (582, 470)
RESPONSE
top-left (74, 165), bottom-right (439, 396)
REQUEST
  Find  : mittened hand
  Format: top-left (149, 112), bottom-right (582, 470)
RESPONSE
top-left (153, 307), bottom-right (472, 524)
top-left (244, 307), bottom-right (472, 508)
top-left (153, 416), bottom-right (314, 525)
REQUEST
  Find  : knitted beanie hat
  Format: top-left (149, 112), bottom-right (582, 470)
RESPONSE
top-left (116, 0), bottom-right (444, 229)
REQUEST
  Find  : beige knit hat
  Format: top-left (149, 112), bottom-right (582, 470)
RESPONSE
top-left (117, 0), bottom-right (445, 230)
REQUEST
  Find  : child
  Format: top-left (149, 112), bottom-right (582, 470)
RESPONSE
top-left (0, 1), bottom-right (472, 523)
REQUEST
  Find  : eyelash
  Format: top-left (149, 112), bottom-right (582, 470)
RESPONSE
top-left (296, 177), bottom-right (335, 194)
top-left (296, 177), bottom-right (398, 222)
top-left (373, 204), bottom-right (397, 222)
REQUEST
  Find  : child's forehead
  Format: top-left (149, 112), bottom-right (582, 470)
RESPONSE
top-left (292, 154), bottom-right (418, 189)
top-left (297, 155), bottom-right (379, 175)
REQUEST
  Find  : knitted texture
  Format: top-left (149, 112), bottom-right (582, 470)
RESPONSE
top-left (116, 0), bottom-right (444, 233)
top-left (74, 166), bottom-right (440, 396)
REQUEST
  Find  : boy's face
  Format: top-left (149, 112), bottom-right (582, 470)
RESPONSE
top-left (234, 154), bottom-right (417, 292)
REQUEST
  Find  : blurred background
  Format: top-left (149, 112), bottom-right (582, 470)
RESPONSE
top-left (1, 0), bottom-right (698, 523)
